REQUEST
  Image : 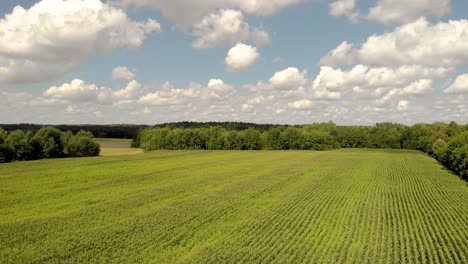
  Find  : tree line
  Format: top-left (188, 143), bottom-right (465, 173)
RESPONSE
top-left (134, 121), bottom-right (467, 179)
top-left (0, 124), bottom-right (147, 139)
top-left (0, 126), bottom-right (100, 163)
top-left (0, 122), bottom-right (465, 179)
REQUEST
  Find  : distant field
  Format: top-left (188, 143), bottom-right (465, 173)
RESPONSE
top-left (95, 138), bottom-right (143, 156)
top-left (0, 150), bottom-right (466, 263)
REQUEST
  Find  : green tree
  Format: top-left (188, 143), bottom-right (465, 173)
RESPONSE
top-left (243, 128), bottom-right (261, 150)
top-left (432, 138), bottom-right (447, 158)
top-left (61, 131), bottom-right (74, 156)
top-left (0, 128), bottom-right (6, 144)
top-left (5, 130), bottom-right (33, 160)
top-left (278, 127), bottom-right (302, 150)
top-left (224, 131), bottom-right (245, 150)
top-left (33, 126), bottom-right (64, 158)
top-left (264, 127), bottom-right (284, 150)
top-left (206, 127), bottom-right (225, 150)
top-left (75, 137), bottom-right (100, 157)
top-left (447, 121), bottom-right (461, 137)
top-left (0, 144), bottom-right (15, 163)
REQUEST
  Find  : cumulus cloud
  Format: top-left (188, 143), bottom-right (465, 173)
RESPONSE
top-left (319, 41), bottom-right (356, 67)
top-left (329, 0), bottom-right (360, 23)
top-left (138, 79), bottom-right (235, 106)
top-left (269, 67), bottom-right (307, 89)
top-left (367, 0), bottom-right (451, 25)
top-left (313, 18), bottom-right (467, 111)
top-left (288, 99), bottom-right (315, 109)
top-left (36, 65), bottom-right (457, 126)
top-left (114, 0), bottom-right (303, 26)
top-left (312, 65), bottom-right (448, 93)
top-left (225, 43), bottom-right (259, 71)
top-left (43, 79), bottom-right (112, 104)
top-left (113, 80), bottom-right (146, 101)
top-left (445, 74), bottom-right (468, 94)
top-left (397, 100), bottom-right (409, 111)
top-left (0, 0), bottom-right (161, 84)
top-left (206, 79), bottom-right (236, 99)
top-left (192, 9), bottom-right (270, 49)
top-left (112, 66), bottom-right (136, 81)
top-left (138, 82), bottom-right (194, 106)
top-left (358, 18), bottom-right (468, 68)
top-left (1, 66), bottom-right (467, 125)
top-left (400, 79), bottom-right (433, 95)
top-left (319, 18), bottom-right (468, 72)
top-left (240, 66), bottom-right (343, 121)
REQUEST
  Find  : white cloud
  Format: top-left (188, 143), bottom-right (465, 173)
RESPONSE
top-left (143, 107), bottom-right (152, 115)
top-left (114, 0), bottom-right (303, 26)
top-left (397, 100), bottom-right (409, 111)
top-left (247, 96), bottom-right (266, 105)
top-left (445, 74), bottom-right (468, 94)
top-left (138, 82), bottom-right (191, 106)
top-left (0, 0), bottom-right (161, 84)
top-left (312, 65), bottom-right (447, 93)
top-left (138, 79), bottom-right (235, 106)
top-left (320, 18), bottom-right (468, 74)
top-left (241, 103), bottom-right (255, 112)
top-left (113, 80), bottom-right (145, 101)
top-left (329, 0), bottom-right (360, 23)
top-left (319, 41), bottom-right (356, 67)
top-left (269, 67), bottom-right (307, 89)
top-left (251, 28), bottom-right (271, 46)
top-left (288, 99), bottom-right (315, 109)
top-left (1, 68), bottom-right (467, 125)
top-left (206, 79), bottom-right (235, 99)
top-left (358, 18), bottom-right (468, 68)
top-left (225, 43), bottom-right (259, 71)
top-left (43, 79), bottom-right (112, 104)
top-left (112, 66), bottom-right (136, 81)
top-left (367, 0), bottom-right (451, 25)
top-left (192, 9), bottom-right (270, 49)
top-left (400, 79), bottom-right (433, 95)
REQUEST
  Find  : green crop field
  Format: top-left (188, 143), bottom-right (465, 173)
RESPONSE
top-left (0, 149), bottom-right (466, 263)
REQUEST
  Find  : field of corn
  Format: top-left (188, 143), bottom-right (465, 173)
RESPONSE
top-left (0, 149), bottom-right (466, 263)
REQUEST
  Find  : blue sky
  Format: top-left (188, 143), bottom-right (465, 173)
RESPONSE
top-left (0, 0), bottom-right (467, 125)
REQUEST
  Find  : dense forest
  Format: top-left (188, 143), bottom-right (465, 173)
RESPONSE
top-left (135, 122), bottom-right (467, 179)
top-left (0, 124), bottom-right (147, 139)
top-left (0, 126), bottom-right (100, 163)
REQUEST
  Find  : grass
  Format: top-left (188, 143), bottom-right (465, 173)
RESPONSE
top-left (0, 149), bottom-right (466, 263)
top-left (94, 138), bottom-right (143, 156)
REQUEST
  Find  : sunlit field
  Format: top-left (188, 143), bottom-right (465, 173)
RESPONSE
top-left (95, 138), bottom-right (144, 156)
top-left (0, 149), bottom-right (466, 263)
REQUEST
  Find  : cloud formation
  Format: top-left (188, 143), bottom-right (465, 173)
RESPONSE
top-left (225, 43), bottom-right (260, 71)
top-left (269, 67), bottom-right (307, 90)
top-left (329, 0), bottom-right (452, 25)
top-left (445, 74), bottom-right (468, 94)
top-left (43, 79), bottom-right (112, 104)
top-left (112, 66), bottom-right (137, 82)
top-left (321, 18), bottom-right (468, 70)
top-left (319, 41), bottom-right (356, 67)
top-left (329, 0), bottom-right (360, 23)
top-left (367, 0), bottom-right (451, 25)
top-left (358, 18), bottom-right (468, 68)
top-left (0, 0), bottom-right (466, 126)
top-left (0, 0), bottom-right (161, 84)
top-left (114, 0), bottom-right (303, 25)
top-left (1, 64), bottom-right (466, 125)
top-left (192, 9), bottom-right (270, 49)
